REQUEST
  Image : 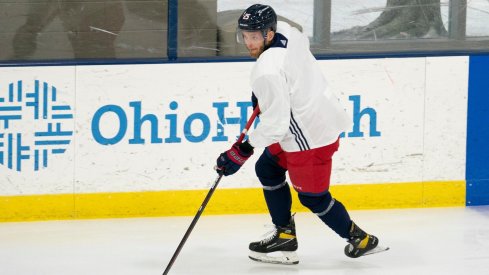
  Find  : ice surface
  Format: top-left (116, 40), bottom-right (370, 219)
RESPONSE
top-left (1, 206), bottom-right (489, 275)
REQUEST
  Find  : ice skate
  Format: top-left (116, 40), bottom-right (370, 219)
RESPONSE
top-left (344, 221), bottom-right (380, 258)
top-left (248, 216), bottom-right (299, 265)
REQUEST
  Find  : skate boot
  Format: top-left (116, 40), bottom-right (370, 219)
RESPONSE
top-left (344, 221), bottom-right (379, 258)
top-left (248, 216), bottom-right (299, 265)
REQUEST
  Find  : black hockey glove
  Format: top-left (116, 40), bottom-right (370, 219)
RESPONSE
top-left (216, 140), bottom-right (254, 176)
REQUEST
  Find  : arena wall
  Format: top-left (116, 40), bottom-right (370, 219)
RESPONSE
top-left (1, 55), bottom-right (486, 222)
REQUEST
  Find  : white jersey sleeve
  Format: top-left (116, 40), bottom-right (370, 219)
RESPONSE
top-left (248, 74), bottom-right (291, 148)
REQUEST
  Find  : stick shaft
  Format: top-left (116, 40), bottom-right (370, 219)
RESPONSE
top-left (237, 106), bottom-right (260, 144)
top-left (162, 106), bottom-right (260, 275)
top-left (162, 174), bottom-right (223, 275)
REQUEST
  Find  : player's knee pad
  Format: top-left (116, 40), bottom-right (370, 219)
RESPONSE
top-left (298, 192), bottom-right (334, 215)
top-left (255, 151), bottom-right (287, 189)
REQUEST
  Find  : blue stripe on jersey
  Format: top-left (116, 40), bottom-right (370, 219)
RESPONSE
top-left (270, 33), bottom-right (288, 49)
top-left (290, 112), bottom-right (310, 151)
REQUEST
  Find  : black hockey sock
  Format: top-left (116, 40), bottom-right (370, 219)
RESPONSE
top-left (256, 150), bottom-right (291, 227)
top-left (298, 192), bottom-right (351, 239)
top-left (263, 183), bottom-right (292, 227)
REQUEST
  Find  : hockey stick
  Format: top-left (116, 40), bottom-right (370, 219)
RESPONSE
top-left (163, 106), bottom-right (260, 275)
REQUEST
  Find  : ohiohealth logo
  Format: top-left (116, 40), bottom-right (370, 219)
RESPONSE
top-left (0, 80), bottom-right (73, 172)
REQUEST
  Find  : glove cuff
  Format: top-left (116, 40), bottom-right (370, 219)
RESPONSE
top-left (238, 140), bottom-right (254, 156)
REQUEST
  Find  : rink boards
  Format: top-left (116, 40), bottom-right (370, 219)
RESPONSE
top-left (0, 56), bottom-right (487, 221)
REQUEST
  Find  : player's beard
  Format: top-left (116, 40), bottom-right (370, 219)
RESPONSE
top-left (249, 43), bottom-right (265, 59)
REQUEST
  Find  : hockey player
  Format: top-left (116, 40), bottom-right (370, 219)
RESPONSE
top-left (216, 4), bottom-right (380, 265)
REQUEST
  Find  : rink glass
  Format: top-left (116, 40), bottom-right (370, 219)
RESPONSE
top-left (0, 0), bottom-right (487, 62)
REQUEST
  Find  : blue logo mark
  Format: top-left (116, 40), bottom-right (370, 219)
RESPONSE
top-left (0, 80), bottom-right (74, 172)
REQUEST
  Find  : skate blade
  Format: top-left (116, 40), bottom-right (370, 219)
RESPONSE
top-left (363, 245), bottom-right (390, 256)
top-left (249, 251), bottom-right (299, 265)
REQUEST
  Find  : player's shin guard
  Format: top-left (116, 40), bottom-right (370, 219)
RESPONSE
top-left (344, 222), bottom-right (379, 258)
top-left (298, 192), bottom-right (351, 239)
top-left (262, 181), bottom-right (292, 226)
top-left (255, 152), bottom-right (291, 227)
top-left (249, 215), bottom-right (299, 265)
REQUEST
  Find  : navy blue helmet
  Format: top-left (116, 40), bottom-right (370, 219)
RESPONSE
top-left (238, 4), bottom-right (277, 32)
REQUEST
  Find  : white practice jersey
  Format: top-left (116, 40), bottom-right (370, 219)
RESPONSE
top-left (248, 21), bottom-right (352, 152)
